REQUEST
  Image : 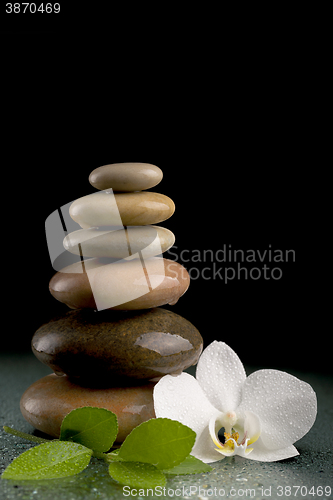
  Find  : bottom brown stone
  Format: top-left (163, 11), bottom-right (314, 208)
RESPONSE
top-left (20, 374), bottom-right (156, 443)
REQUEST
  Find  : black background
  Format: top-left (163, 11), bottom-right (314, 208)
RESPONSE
top-left (2, 17), bottom-right (314, 374)
top-left (3, 133), bottom-right (303, 371)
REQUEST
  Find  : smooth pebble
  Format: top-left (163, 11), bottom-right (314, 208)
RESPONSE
top-left (69, 191), bottom-right (175, 228)
top-left (63, 225), bottom-right (175, 258)
top-left (49, 257), bottom-right (189, 310)
top-left (89, 163), bottom-right (163, 192)
top-left (20, 374), bottom-right (156, 442)
top-left (32, 308), bottom-right (203, 381)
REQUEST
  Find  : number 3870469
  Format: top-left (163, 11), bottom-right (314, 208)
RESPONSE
top-left (6, 3), bottom-right (60, 13)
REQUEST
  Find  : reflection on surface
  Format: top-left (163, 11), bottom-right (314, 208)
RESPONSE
top-left (134, 332), bottom-right (193, 356)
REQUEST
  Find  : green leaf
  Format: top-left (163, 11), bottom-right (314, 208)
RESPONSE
top-left (109, 461), bottom-right (166, 488)
top-left (60, 407), bottom-right (118, 453)
top-left (1, 441), bottom-right (92, 480)
top-left (163, 454), bottom-right (213, 475)
top-left (118, 418), bottom-right (196, 470)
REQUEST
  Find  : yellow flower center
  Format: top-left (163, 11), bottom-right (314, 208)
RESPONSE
top-left (223, 431), bottom-right (240, 450)
top-left (209, 410), bottom-right (260, 457)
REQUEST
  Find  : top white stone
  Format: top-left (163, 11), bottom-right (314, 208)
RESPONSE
top-left (89, 163), bottom-right (163, 192)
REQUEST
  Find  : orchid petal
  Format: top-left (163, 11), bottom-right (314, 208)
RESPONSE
top-left (235, 411), bottom-right (261, 446)
top-left (153, 372), bottom-right (222, 463)
top-left (245, 436), bottom-right (299, 462)
top-left (238, 369), bottom-right (317, 450)
top-left (193, 425), bottom-right (228, 463)
top-left (196, 341), bottom-right (246, 412)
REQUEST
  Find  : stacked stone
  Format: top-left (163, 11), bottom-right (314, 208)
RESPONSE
top-left (21, 163), bottom-right (203, 444)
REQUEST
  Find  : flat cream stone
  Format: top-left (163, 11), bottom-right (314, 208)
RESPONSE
top-left (69, 191), bottom-right (175, 228)
top-left (63, 225), bottom-right (175, 258)
top-left (89, 163), bottom-right (163, 191)
top-left (49, 257), bottom-right (190, 311)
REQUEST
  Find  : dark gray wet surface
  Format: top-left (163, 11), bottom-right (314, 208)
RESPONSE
top-left (1, 353), bottom-right (332, 499)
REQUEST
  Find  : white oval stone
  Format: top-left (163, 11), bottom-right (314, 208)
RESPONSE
top-left (63, 226), bottom-right (175, 258)
top-left (89, 163), bottom-right (163, 191)
top-left (69, 191), bottom-right (175, 228)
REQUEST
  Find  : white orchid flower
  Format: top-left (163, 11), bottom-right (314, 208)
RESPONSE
top-left (153, 341), bottom-right (317, 463)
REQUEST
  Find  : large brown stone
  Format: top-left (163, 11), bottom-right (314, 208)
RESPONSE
top-left (32, 308), bottom-right (203, 382)
top-left (20, 374), bottom-right (156, 442)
